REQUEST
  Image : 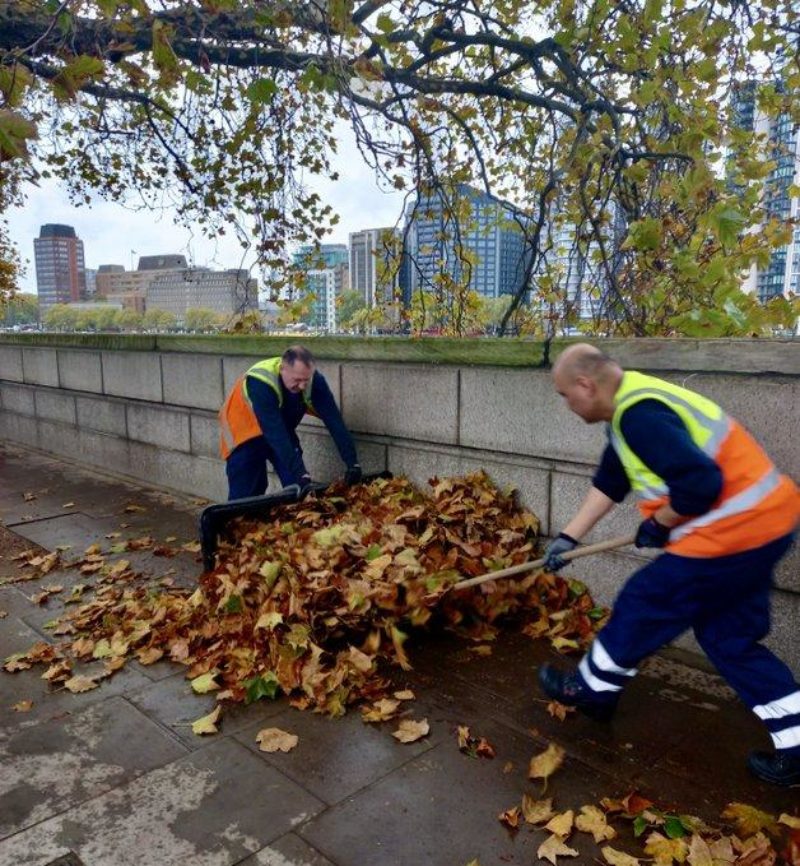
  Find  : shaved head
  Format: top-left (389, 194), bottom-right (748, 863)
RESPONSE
top-left (552, 343), bottom-right (622, 423)
top-left (553, 344), bottom-right (617, 384)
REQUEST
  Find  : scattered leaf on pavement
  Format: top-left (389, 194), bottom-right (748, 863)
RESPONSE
top-left (256, 727), bottom-right (298, 753)
top-left (392, 718), bottom-right (429, 743)
top-left (537, 834), bottom-right (579, 865)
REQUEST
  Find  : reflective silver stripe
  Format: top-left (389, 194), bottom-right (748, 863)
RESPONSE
top-left (592, 639), bottom-right (637, 677)
top-left (579, 657), bottom-right (623, 693)
top-left (220, 419), bottom-right (236, 452)
top-left (771, 725), bottom-right (800, 750)
top-left (754, 690), bottom-right (800, 720)
top-left (670, 467), bottom-right (782, 540)
top-left (617, 387), bottom-right (731, 457)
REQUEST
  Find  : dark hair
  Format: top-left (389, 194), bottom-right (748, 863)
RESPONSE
top-left (282, 345), bottom-right (315, 366)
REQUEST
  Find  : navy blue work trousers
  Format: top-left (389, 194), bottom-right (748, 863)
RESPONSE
top-left (225, 437), bottom-right (301, 500)
top-left (584, 533), bottom-right (798, 744)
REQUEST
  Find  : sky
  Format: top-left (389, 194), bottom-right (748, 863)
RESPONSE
top-left (7, 122), bottom-right (407, 295)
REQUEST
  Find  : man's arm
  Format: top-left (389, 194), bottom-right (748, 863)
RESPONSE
top-left (310, 374), bottom-right (359, 469)
top-left (247, 377), bottom-right (309, 483)
top-left (562, 485), bottom-right (618, 540)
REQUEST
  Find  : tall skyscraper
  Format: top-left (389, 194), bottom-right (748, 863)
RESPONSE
top-left (290, 244), bottom-right (350, 330)
top-left (33, 224), bottom-right (86, 310)
top-left (731, 80), bottom-right (800, 301)
top-left (349, 228), bottom-right (400, 307)
top-left (401, 185), bottom-right (531, 301)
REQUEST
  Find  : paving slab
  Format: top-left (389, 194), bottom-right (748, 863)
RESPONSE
top-left (0, 735), bottom-right (325, 866)
top-left (0, 695), bottom-right (187, 839)
top-left (234, 701), bottom-right (440, 806)
top-left (238, 833), bottom-right (335, 866)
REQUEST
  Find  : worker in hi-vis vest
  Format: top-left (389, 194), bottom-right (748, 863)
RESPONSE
top-left (219, 345), bottom-right (361, 500)
top-left (539, 343), bottom-right (800, 787)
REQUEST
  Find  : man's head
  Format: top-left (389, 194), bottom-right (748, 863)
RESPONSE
top-left (552, 343), bottom-right (622, 423)
top-left (279, 345), bottom-right (315, 393)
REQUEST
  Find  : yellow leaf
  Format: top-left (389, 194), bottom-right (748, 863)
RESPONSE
top-left (12, 699), bottom-right (33, 712)
top-left (529, 742), bottom-right (566, 786)
top-left (576, 804), bottom-right (616, 843)
top-left (644, 831), bottom-right (689, 865)
top-left (255, 611), bottom-right (283, 631)
top-left (191, 705), bottom-right (221, 735)
top-left (190, 672), bottom-right (219, 694)
top-left (779, 814), bottom-right (800, 830)
top-left (391, 717), bottom-right (429, 743)
top-left (545, 810), bottom-right (575, 838)
top-left (601, 846), bottom-right (641, 866)
top-left (137, 647), bottom-right (164, 665)
top-left (498, 806), bottom-right (521, 829)
top-left (394, 689), bottom-right (415, 700)
top-left (255, 727), bottom-right (298, 753)
top-left (537, 834), bottom-right (579, 865)
top-left (522, 794), bottom-right (555, 825)
top-left (258, 561), bottom-right (281, 587)
top-left (686, 835), bottom-right (713, 866)
top-left (361, 698), bottom-right (400, 722)
top-left (64, 675), bottom-right (99, 693)
top-left (721, 803), bottom-right (779, 838)
top-left (92, 639), bottom-right (112, 659)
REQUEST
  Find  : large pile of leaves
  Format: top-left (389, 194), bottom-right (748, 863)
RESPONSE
top-left (4, 473), bottom-right (605, 718)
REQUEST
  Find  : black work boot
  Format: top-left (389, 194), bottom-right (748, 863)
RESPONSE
top-left (747, 750), bottom-right (800, 787)
top-left (538, 663), bottom-right (618, 722)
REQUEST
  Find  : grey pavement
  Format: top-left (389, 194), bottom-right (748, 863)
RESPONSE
top-left (0, 442), bottom-right (797, 866)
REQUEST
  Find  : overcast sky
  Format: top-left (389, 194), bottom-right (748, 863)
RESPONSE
top-left (8, 122), bottom-right (406, 295)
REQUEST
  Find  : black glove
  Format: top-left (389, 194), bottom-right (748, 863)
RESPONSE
top-left (344, 464), bottom-right (362, 486)
top-left (543, 533), bottom-right (578, 572)
top-left (635, 516), bottom-right (671, 549)
top-left (299, 474), bottom-right (315, 496)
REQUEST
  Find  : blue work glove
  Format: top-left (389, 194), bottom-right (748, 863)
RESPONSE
top-left (635, 517), bottom-right (671, 548)
top-left (344, 464), bottom-right (362, 486)
top-left (543, 533), bottom-right (578, 572)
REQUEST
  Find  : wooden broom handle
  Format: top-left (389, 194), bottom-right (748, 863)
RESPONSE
top-left (451, 534), bottom-right (636, 591)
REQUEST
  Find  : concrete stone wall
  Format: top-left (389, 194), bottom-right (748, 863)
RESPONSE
top-left (1, 336), bottom-right (798, 673)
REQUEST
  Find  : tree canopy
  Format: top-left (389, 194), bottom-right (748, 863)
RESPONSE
top-left (1, 0), bottom-right (799, 334)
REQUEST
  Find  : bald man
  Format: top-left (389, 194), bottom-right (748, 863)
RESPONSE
top-left (539, 344), bottom-right (800, 786)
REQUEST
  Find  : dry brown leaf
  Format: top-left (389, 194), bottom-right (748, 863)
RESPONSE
top-left (537, 834), bottom-right (579, 865)
top-left (780, 816), bottom-right (800, 830)
top-left (722, 803), bottom-right (780, 838)
top-left (191, 705), bottom-right (221, 735)
top-left (137, 647), bottom-right (164, 665)
top-left (644, 831), bottom-right (690, 865)
top-left (256, 727), bottom-right (299, 753)
top-left (686, 834), bottom-right (714, 866)
top-left (522, 794), bottom-right (555, 825)
top-left (498, 806), bottom-right (521, 830)
top-left (394, 689), bottom-right (415, 700)
top-left (64, 675), bottom-right (99, 693)
top-left (11, 699), bottom-right (33, 712)
top-left (361, 698), bottom-right (400, 723)
top-left (601, 846), bottom-right (640, 866)
top-left (502, 761), bottom-right (514, 774)
top-left (529, 742), bottom-right (566, 787)
top-left (545, 810), bottom-right (575, 838)
top-left (392, 718), bottom-right (429, 743)
top-left (576, 804), bottom-right (616, 843)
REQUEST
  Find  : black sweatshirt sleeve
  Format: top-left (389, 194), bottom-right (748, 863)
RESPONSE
top-left (246, 376), bottom-right (308, 482)
top-left (310, 373), bottom-right (359, 469)
top-left (619, 400), bottom-right (723, 516)
top-left (592, 442), bottom-right (631, 503)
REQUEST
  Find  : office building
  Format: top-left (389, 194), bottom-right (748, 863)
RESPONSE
top-left (33, 224), bottom-right (86, 310)
top-left (146, 268), bottom-right (258, 321)
top-left (349, 228), bottom-right (400, 307)
top-left (731, 80), bottom-right (800, 301)
top-left (401, 185), bottom-right (531, 302)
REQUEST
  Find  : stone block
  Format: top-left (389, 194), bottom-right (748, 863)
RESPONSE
top-left (773, 541), bottom-right (800, 593)
top-left (79, 429), bottom-right (131, 476)
top-left (37, 419), bottom-right (81, 460)
top-left (0, 383), bottom-right (35, 416)
top-left (301, 361), bottom-right (342, 430)
top-left (162, 352), bottom-right (225, 411)
top-left (764, 589), bottom-right (800, 676)
top-left (549, 467), bottom-right (642, 541)
top-left (0, 411), bottom-right (38, 447)
top-left (57, 348), bottom-right (103, 393)
top-left (189, 411), bottom-right (220, 458)
top-left (21, 347), bottom-right (59, 386)
top-left (460, 367), bottom-right (606, 463)
top-left (126, 403), bottom-right (191, 452)
top-left (0, 346), bottom-right (23, 382)
top-left (387, 442), bottom-right (551, 534)
top-left (76, 395), bottom-right (127, 436)
top-left (342, 363), bottom-right (459, 443)
top-left (102, 351), bottom-right (163, 401)
top-left (34, 389), bottom-right (77, 425)
top-left (128, 441), bottom-right (227, 501)
top-left (222, 354), bottom-right (256, 394)
top-left (297, 428), bottom-right (387, 481)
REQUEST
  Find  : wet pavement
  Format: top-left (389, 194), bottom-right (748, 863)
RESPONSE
top-left (0, 442), bottom-right (797, 866)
